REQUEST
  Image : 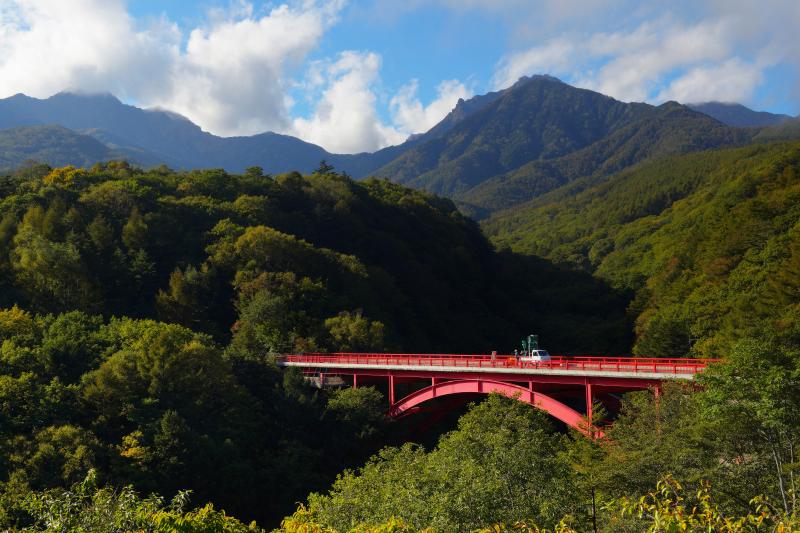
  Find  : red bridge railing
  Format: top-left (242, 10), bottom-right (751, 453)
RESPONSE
top-left (277, 353), bottom-right (719, 375)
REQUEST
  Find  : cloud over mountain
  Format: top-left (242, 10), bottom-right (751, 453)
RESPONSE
top-left (0, 0), bottom-right (344, 137)
top-left (0, 0), bottom-right (470, 153)
top-left (491, 0), bottom-right (800, 107)
top-left (0, 0), bottom-right (797, 152)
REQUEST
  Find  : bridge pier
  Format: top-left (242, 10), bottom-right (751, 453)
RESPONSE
top-left (585, 380), bottom-right (593, 423)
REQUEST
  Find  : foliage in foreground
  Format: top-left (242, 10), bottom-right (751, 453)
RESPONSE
top-left (610, 476), bottom-right (798, 532)
top-left (8, 469), bottom-right (800, 533)
top-left (279, 476), bottom-right (799, 532)
top-left (11, 469), bottom-right (799, 532)
top-left (300, 395), bottom-right (578, 532)
top-left (5, 469), bottom-right (261, 532)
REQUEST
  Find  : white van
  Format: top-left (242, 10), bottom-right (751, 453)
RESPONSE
top-left (520, 349), bottom-right (551, 362)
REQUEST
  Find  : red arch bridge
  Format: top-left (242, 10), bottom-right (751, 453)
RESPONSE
top-left (275, 353), bottom-right (717, 437)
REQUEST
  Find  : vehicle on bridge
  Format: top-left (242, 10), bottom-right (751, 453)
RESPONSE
top-left (518, 334), bottom-right (551, 362)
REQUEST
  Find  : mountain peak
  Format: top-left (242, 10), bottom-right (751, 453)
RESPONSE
top-left (52, 91), bottom-right (123, 104)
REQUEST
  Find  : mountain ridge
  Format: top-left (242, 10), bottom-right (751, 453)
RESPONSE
top-left (369, 78), bottom-right (767, 217)
top-left (1, 80), bottom-right (798, 215)
top-left (0, 92), bottom-right (397, 175)
top-left (688, 101), bottom-right (794, 127)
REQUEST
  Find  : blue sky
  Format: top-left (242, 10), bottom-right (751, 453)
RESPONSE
top-left (1, 1), bottom-right (798, 152)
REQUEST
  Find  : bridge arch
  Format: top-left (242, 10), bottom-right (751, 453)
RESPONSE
top-left (390, 379), bottom-right (599, 436)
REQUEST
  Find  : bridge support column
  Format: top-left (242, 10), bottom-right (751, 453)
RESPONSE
top-left (585, 380), bottom-right (593, 423)
top-left (653, 384), bottom-right (662, 415)
top-left (388, 374), bottom-right (395, 405)
top-left (319, 372), bottom-right (324, 389)
top-left (353, 374), bottom-right (358, 389)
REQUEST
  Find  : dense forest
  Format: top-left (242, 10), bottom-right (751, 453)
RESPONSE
top-left (1, 148), bottom-right (799, 531)
top-left (0, 161), bottom-right (631, 354)
top-left (0, 161), bottom-right (631, 530)
top-left (486, 141), bottom-right (800, 358)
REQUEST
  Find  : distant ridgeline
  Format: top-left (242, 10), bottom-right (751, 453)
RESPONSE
top-left (1, 77), bottom-right (797, 219)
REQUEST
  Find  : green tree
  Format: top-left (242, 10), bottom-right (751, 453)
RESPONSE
top-left (86, 214), bottom-right (114, 252)
top-left (324, 386), bottom-right (387, 440)
top-left (121, 207), bottom-right (148, 251)
top-left (308, 394), bottom-right (577, 532)
top-left (13, 470), bottom-right (263, 532)
top-left (590, 383), bottom-right (710, 502)
top-left (11, 225), bottom-right (95, 312)
top-left (698, 339), bottom-right (800, 515)
top-left (324, 311), bottom-right (385, 352)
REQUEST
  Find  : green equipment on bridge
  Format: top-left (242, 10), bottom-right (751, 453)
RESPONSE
top-left (521, 334), bottom-right (538, 357)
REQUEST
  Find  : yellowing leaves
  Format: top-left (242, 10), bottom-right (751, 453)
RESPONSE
top-left (43, 165), bottom-right (89, 187)
top-left (0, 304), bottom-right (34, 338)
top-left (119, 430), bottom-right (150, 463)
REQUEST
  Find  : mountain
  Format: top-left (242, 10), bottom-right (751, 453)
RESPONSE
top-left (688, 102), bottom-right (793, 127)
top-left (0, 125), bottom-right (128, 171)
top-left (483, 140), bottom-right (800, 357)
top-left (371, 76), bottom-right (759, 217)
top-left (0, 85), bottom-right (520, 178)
top-left (1, 82), bottom-right (794, 216)
top-left (458, 102), bottom-right (752, 214)
top-left (0, 92), bottom-right (404, 175)
top-left (754, 116), bottom-right (800, 142)
top-left (373, 76), bottom-right (652, 195)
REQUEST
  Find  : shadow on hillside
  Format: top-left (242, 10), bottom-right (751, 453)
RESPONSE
top-left (488, 250), bottom-right (635, 355)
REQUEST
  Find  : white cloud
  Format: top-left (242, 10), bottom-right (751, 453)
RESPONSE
top-left (491, 15), bottom-right (772, 105)
top-left (291, 51), bottom-right (406, 153)
top-left (0, 0), bottom-right (178, 100)
top-left (156, 2), bottom-right (344, 136)
top-left (491, 1), bottom-right (800, 108)
top-left (0, 0), bottom-right (346, 137)
top-left (492, 39), bottom-right (576, 90)
top-left (586, 19), bottom-right (737, 102)
top-left (656, 58), bottom-right (764, 104)
top-left (390, 79), bottom-right (472, 135)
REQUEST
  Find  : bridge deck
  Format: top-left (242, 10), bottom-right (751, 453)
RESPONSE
top-left (277, 353), bottom-right (715, 381)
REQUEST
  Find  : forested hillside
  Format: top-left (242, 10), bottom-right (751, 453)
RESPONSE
top-left (0, 161), bottom-right (629, 353)
top-left (458, 102), bottom-right (751, 215)
top-left (1, 152), bottom-right (799, 531)
top-left (485, 141), bottom-right (800, 357)
top-left (0, 126), bottom-right (124, 171)
top-left (0, 160), bottom-right (633, 528)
